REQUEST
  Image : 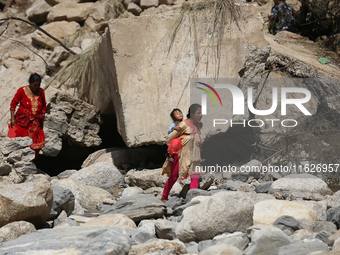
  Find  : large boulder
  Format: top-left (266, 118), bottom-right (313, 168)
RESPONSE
top-left (102, 194), bottom-right (166, 222)
top-left (52, 179), bottom-right (114, 211)
top-left (0, 178), bottom-right (53, 228)
top-left (44, 92), bottom-right (102, 149)
top-left (175, 191), bottom-right (274, 242)
top-left (69, 162), bottom-right (124, 193)
top-left (121, 187), bottom-right (144, 199)
top-left (84, 0), bottom-right (119, 32)
top-left (128, 239), bottom-right (187, 255)
top-left (125, 169), bottom-right (167, 189)
top-left (55, 29), bottom-right (118, 116)
top-left (31, 21), bottom-right (80, 50)
top-left (108, 4), bottom-right (268, 147)
top-left (245, 227), bottom-right (293, 255)
top-left (327, 190), bottom-right (340, 208)
top-left (49, 186), bottom-right (75, 220)
top-left (200, 244), bottom-right (243, 255)
top-left (47, 2), bottom-right (94, 22)
top-left (0, 221), bottom-right (36, 243)
top-left (0, 226), bottom-right (134, 254)
top-left (0, 137), bottom-right (38, 182)
top-left (83, 214), bottom-right (137, 229)
top-left (299, 200), bottom-right (327, 221)
top-left (277, 240), bottom-right (329, 254)
top-left (253, 199), bottom-right (317, 225)
top-left (268, 174), bottom-right (333, 198)
top-left (212, 232), bottom-right (249, 251)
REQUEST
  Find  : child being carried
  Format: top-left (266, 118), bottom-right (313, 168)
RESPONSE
top-left (167, 108), bottom-right (183, 162)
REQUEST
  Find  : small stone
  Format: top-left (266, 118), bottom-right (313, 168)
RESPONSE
top-left (198, 240), bottom-right (213, 252)
top-left (140, 0), bottom-right (159, 9)
top-left (127, 2), bottom-right (142, 16)
top-left (273, 215), bottom-right (299, 230)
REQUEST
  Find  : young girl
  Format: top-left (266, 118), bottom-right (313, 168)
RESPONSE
top-left (167, 108), bottom-right (183, 162)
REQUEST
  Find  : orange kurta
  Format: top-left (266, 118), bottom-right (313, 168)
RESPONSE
top-left (9, 86), bottom-right (46, 150)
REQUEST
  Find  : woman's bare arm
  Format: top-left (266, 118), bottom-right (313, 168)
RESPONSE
top-left (167, 121), bottom-right (187, 143)
top-left (10, 109), bottom-right (15, 127)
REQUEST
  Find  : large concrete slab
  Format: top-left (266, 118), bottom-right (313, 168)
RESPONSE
top-left (109, 4), bottom-right (268, 147)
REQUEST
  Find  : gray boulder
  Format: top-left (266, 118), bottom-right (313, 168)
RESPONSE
top-left (277, 240), bottom-right (329, 255)
top-left (69, 162), bottom-right (124, 193)
top-left (326, 206), bottom-right (340, 227)
top-left (131, 231), bottom-right (155, 245)
top-left (128, 239), bottom-right (186, 255)
top-left (102, 194), bottom-right (166, 222)
top-left (125, 169), bottom-right (167, 189)
top-left (269, 174), bottom-right (333, 199)
top-left (54, 216), bottom-right (79, 228)
top-left (212, 232), bottom-right (249, 251)
top-left (0, 137), bottom-right (32, 156)
top-left (273, 215), bottom-right (299, 231)
top-left (184, 189), bottom-right (213, 203)
top-left (313, 221), bottom-right (337, 235)
top-left (255, 182), bottom-right (273, 193)
top-left (219, 180), bottom-right (244, 191)
top-left (328, 190), bottom-right (340, 208)
top-left (121, 187), bottom-right (144, 199)
top-left (155, 219), bottom-right (176, 240)
top-left (137, 220), bottom-right (157, 236)
top-left (176, 191), bottom-right (274, 242)
top-left (200, 244), bottom-right (243, 255)
top-left (0, 178), bottom-right (53, 228)
top-left (316, 230), bottom-right (331, 243)
top-left (49, 186), bottom-right (75, 220)
top-left (52, 179), bottom-right (114, 211)
top-left (298, 219), bottom-right (316, 232)
top-left (245, 227), bottom-right (293, 255)
top-left (198, 240), bottom-right (213, 252)
top-left (0, 226), bottom-right (134, 254)
top-left (173, 199), bottom-right (201, 216)
top-left (26, 0), bottom-right (52, 24)
top-left (0, 221), bottom-right (36, 243)
top-left (45, 92), bottom-right (102, 149)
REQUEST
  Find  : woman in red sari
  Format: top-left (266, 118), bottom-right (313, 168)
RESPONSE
top-left (9, 73), bottom-right (46, 160)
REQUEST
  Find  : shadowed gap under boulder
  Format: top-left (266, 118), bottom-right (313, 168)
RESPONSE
top-left (201, 125), bottom-right (259, 168)
top-left (34, 114), bottom-right (167, 176)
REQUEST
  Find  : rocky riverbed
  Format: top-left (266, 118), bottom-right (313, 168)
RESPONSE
top-left (1, 137), bottom-right (340, 254)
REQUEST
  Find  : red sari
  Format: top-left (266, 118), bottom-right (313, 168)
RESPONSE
top-left (9, 86), bottom-right (46, 157)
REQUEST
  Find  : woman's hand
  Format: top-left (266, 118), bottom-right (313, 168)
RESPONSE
top-left (172, 126), bottom-right (181, 131)
top-left (10, 118), bottom-right (16, 128)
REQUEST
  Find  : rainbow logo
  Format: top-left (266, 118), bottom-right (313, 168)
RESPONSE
top-left (196, 82), bottom-right (222, 106)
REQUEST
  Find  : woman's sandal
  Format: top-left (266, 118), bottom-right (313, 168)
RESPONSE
top-left (161, 199), bottom-right (168, 203)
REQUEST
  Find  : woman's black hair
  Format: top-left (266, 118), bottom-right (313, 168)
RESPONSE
top-left (29, 73), bottom-right (41, 84)
top-left (170, 108), bottom-right (182, 121)
top-left (187, 104), bottom-right (201, 119)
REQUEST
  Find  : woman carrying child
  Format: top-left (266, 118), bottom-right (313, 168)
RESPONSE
top-left (161, 104), bottom-right (203, 203)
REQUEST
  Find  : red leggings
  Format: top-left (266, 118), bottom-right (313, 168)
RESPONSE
top-left (162, 154), bottom-right (199, 200)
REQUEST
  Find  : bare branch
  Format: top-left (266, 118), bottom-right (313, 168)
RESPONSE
top-left (0, 19), bottom-right (10, 37)
top-left (0, 17), bottom-right (76, 55)
top-left (2, 35), bottom-right (50, 70)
